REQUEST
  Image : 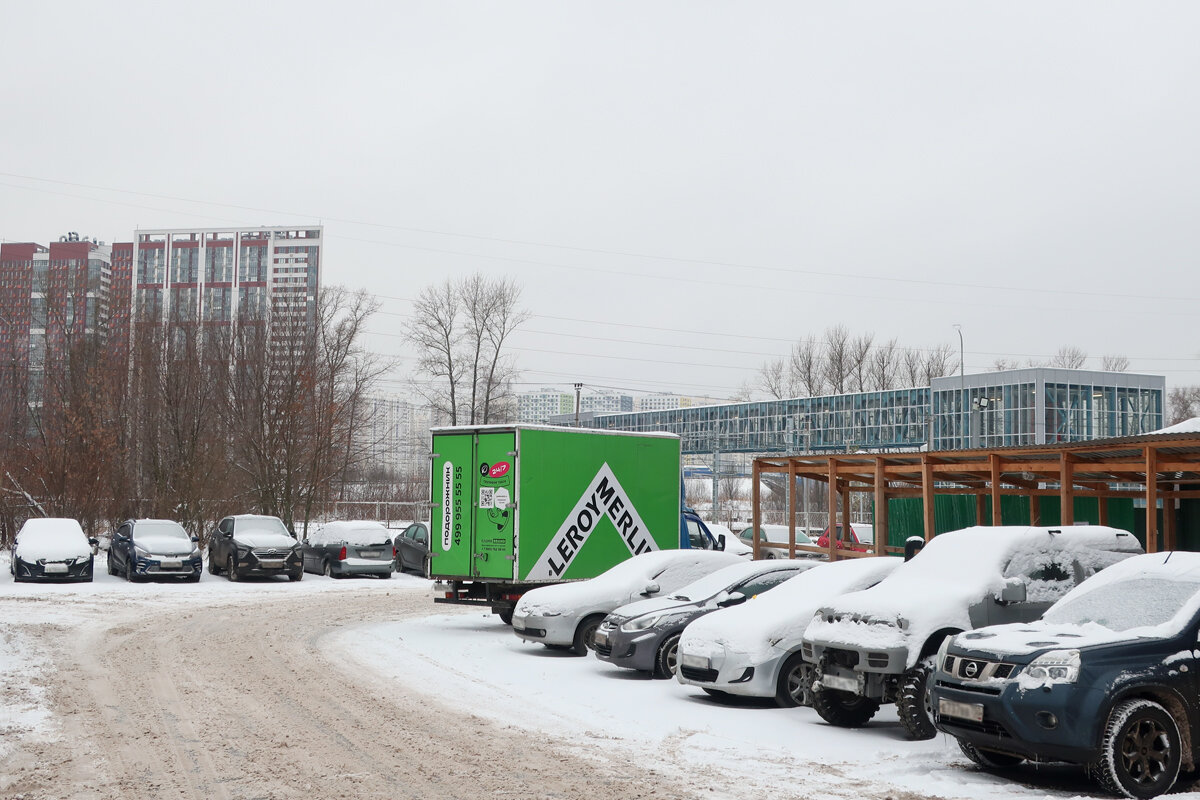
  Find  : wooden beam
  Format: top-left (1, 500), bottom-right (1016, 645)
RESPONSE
top-left (874, 458), bottom-right (888, 557)
top-left (1164, 485), bottom-right (1177, 551)
top-left (842, 488), bottom-right (851, 559)
top-left (1060, 453), bottom-right (1075, 526)
top-left (1099, 496), bottom-right (1109, 526)
top-left (827, 458), bottom-right (839, 562)
top-left (921, 454), bottom-right (936, 541)
top-left (990, 453), bottom-right (1003, 526)
top-left (1030, 494), bottom-right (1040, 526)
top-left (788, 461), bottom-right (797, 559)
top-left (752, 459), bottom-right (761, 560)
top-left (975, 493), bottom-right (986, 526)
top-left (1145, 446), bottom-right (1158, 554)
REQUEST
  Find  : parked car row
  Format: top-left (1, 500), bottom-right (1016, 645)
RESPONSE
top-left (734, 522), bottom-right (874, 557)
top-left (507, 525), bottom-right (1200, 798)
top-left (9, 514), bottom-right (433, 585)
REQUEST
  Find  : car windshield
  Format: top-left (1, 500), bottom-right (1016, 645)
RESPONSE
top-left (1044, 576), bottom-right (1200, 632)
top-left (666, 569), bottom-right (755, 603)
top-left (133, 522), bottom-right (189, 541)
top-left (236, 517), bottom-right (290, 537)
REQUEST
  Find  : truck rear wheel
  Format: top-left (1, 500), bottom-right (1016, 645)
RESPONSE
top-left (897, 656), bottom-right (937, 740)
top-left (812, 686), bottom-right (880, 728)
top-left (498, 608), bottom-right (514, 626)
top-left (572, 615), bottom-right (604, 656)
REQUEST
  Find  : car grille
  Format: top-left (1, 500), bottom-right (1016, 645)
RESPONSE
top-left (253, 548), bottom-right (289, 558)
top-left (594, 641), bottom-right (613, 657)
top-left (943, 655), bottom-right (1015, 682)
top-left (680, 665), bottom-right (719, 683)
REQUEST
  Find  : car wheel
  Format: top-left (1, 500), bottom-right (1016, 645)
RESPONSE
top-left (897, 655), bottom-right (937, 740)
top-left (764, 550), bottom-right (777, 560)
top-left (776, 652), bottom-right (814, 708)
top-left (323, 560), bottom-right (335, 578)
top-left (958, 740), bottom-right (1024, 770)
top-left (572, 614), bottom-right (604, 656)
top-left (289, 568), bottom-right (303, 582)
top-left (498, 608), bottom-right (514, 626)
top-left (106, 555), bottom-right (116, 576)
top-left (654, 633), bottom-right (682, 679)
top-left (227, 555), bottom-right (239, 582)
top-left (1091, 699), bottom-right (1181, 799)
top-left (207, 555), bottom-right (220, 575)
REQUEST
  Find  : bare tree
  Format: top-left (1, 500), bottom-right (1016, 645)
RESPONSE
top-left (992, 358), bottom-right (1020, 371)
top-left (758, 358), bottom-right (788, 400)
top-left (407, 274), bottom-right (528, 425)
top-left (1050, 346), bottom-right (1088, 369)
top-left (1101, 354), bottom-right (1130, 372)
top-left (1168, 386), bottom-right (1200, 425)
top-left (822, 326), bottom-right (852, 394)
top-left (899, 347), bottom-right (925, 388)
top-left (848, 332), bottom-right (875, 392)
top-left (790, 339), bottom-right (825, 397)
top-left (866, 338), bottom-right (898, 391)
top-left (922, 343), bottom-right (958, 385)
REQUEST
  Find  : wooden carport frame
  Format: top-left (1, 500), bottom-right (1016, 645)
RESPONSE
top-left (750, 432), bottom-right (1200, 561)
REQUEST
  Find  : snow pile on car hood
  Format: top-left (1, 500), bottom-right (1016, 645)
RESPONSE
top-left (15, 518), bottom-right (90, 561)
top-left (313, 521), bottom-right (391, 547)
top-left (516, 550), bottom-right (743, 616)
top-left (132, 521), bottom-right (194, 556)
top-left (954, 552), bottom-right (1200, 657)
top-left (803, 526), bottom-right (1139, 668)
top-left (680, 558), bottom-right (899, 663)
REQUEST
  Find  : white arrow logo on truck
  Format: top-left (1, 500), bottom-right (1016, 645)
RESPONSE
top-left (525, 463), bottom-right (659, 581)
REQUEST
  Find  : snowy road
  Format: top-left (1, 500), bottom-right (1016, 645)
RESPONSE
top-left (2, 564), bottom-right (1199, 799)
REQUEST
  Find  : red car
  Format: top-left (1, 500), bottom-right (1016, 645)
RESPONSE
top-left (815, 523), bottom-right (874, 553)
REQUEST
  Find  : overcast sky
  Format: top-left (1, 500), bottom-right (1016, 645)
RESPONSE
top-left (3, 2), bottom-right (1198, 400)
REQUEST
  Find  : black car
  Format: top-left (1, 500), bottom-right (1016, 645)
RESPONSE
top-left (394, 522), bottom-right (430, 574)
top-left (931, 551), bottom-right (1200, 799)
top-left (10, 518), bottom-right (98, 583)
top-left (594, 560), bottom-right (809, 678)
top-left (207, 514), bottom-right (303, 581)
top-left (107, 519), bottom-right (202, 582)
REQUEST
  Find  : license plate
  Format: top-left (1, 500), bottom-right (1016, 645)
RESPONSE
top-left (360, 550), bottom-right (380, 558)
top-left (939, 697), bottom-right (984, 723)
top-left (159, 559), bottom-right (182, 568)
top-left (594, 631), bottom-right (609, 646)
top-left (681, 653), bottom-right (709, 670)
top-left (43, 563), bottom-right (69, 574)
top-left (259, 560), bottom-right (285, 569)
top-left (822, 673), bottom-right (859, 693)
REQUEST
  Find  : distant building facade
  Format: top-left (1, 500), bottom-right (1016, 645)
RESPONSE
top-left (517, 387), bottom-right (634, 423)
top-left (362, 394), bottom-right (432, 475)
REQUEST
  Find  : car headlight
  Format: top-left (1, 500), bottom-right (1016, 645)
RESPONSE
top-left (190, 548), bottom-right (202, 558)
top-left (74, 554), bottom-right (92, 564)
top-left (1024, 649), bottom-right (1080, 684)
top-left (936, 636), bottom-right (953, 672)
top-left (621, 612), bottom-right (688, 633)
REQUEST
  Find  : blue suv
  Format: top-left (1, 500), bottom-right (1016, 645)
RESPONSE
top-left (931, 552), bottom-right (1200, 799)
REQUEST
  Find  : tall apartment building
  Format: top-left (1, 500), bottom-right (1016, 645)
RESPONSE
top-left (131, 226), bottom-right (321, 331)
top-left (517, 387), bottom-right (635, 423)
top-left (361, 394), bottom-right (433, 476)
top-left (0, 233), bottom-right (113, 401)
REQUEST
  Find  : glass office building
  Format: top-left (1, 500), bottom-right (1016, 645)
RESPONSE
top-left (586, 368), bottom-right (1164, 457)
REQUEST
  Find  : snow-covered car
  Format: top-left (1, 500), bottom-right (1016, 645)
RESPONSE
top-left (707, 522), bottom-right (753, 558)
top-left (10, 518), bottom-right (98, 583)
top-left (802, 525), bottom-right (1142, 740)
top-left (207, 514), bottom-right (303, 582)
top-left (107, 519), bottom-right (202, 582)
top-left (677, 557), bottom-right (901, 706)
top-left (512, 549), bottom-right (745, 655)
top-left (302, 520), bottom-right (393, 578)
top-left (931, 551), bottom-right (1200, 799)
top-left (736, 524), bottom-right (818, 559)
top-left (594, 559), bottom-right (810, 677)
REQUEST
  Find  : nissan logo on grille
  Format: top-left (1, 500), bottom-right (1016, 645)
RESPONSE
top-left (962, 660), bottom-right (982, 678)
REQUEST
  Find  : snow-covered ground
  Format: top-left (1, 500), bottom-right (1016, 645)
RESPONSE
top-left (3, 552), bottom-right (1198, 799)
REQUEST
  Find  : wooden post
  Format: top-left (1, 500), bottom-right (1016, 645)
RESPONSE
top-left (1030, 494), bottom-right (1040, 526)
top-left (1164, 488), bottom-right (1177, 551)
top-left (1145, 446), bottom-right (1158, 554)
top-left (842, 488), bottom-right (851, 554)
top-left (921, 455), bottom-right (935, 541)
top-left (874, 458), bottom-right (888, 556)
top-left (1099, 496), bottom-right (1109, 526)
top-left (827, 459), bottom-right (839, 562)
top-left (990, 454), bottom-right (1003, 526)
top-left (752, 460), bottom-right (761, 560)
top-left (788, 460), bottom-right (797, 559)
top-left (975, 493), bottom-right (986, 526)
top-left (1060, 453), bottom-right (1075, 526)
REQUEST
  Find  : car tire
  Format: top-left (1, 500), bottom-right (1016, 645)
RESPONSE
top-left (897, 655), bottom-right (938, 740)
top-left (498, 608), bottom-right (514, 626)
top-left (227, 555), bottom-right (239, 582)
top-left (207, 554), bottom-right (220, 575)
top-left (776, 652), bottom-right (813, 708)
top-left (323, 560), bottom-right (335, 579)
top-left (1091, 699), bottom-right (1181, 799)
top-left (654, 633), bottom-right (682, 679)
top-left (958, 740), bottom-right (1024, 770)
top-left (289, 569), bottom-right (303, 582)
top-left (572, 614), bottom-right (604, 656)
top-left (107, 555), bottom-right (116, 576)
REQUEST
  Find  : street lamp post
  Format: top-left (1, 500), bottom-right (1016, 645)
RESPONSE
top-left (954, 324), bottom-right (964, 449)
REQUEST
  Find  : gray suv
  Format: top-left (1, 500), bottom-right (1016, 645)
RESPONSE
top-left (207, 514), bottom-right (303, 581)
top-left (801, 525), bottom-right (1142, 740)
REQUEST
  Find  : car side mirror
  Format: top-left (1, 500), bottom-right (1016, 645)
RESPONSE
top-left (190, 535), bottom-right (199, 543)
top-left (88, 537), bottom-right (99, 547)
top-left (716, 533), bottom-right (726, 552)
top-left (718, 591), bottom-right (746, 607)
top-left (221, 530), bottom-right (233, 538)
top-left (996, 578), bottom-right (1027, 605)
top-left (641, 581), bottom-right (661, 597)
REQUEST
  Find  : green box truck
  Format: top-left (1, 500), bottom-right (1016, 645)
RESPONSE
top-left (430, 425), bottom-right (726, 623)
